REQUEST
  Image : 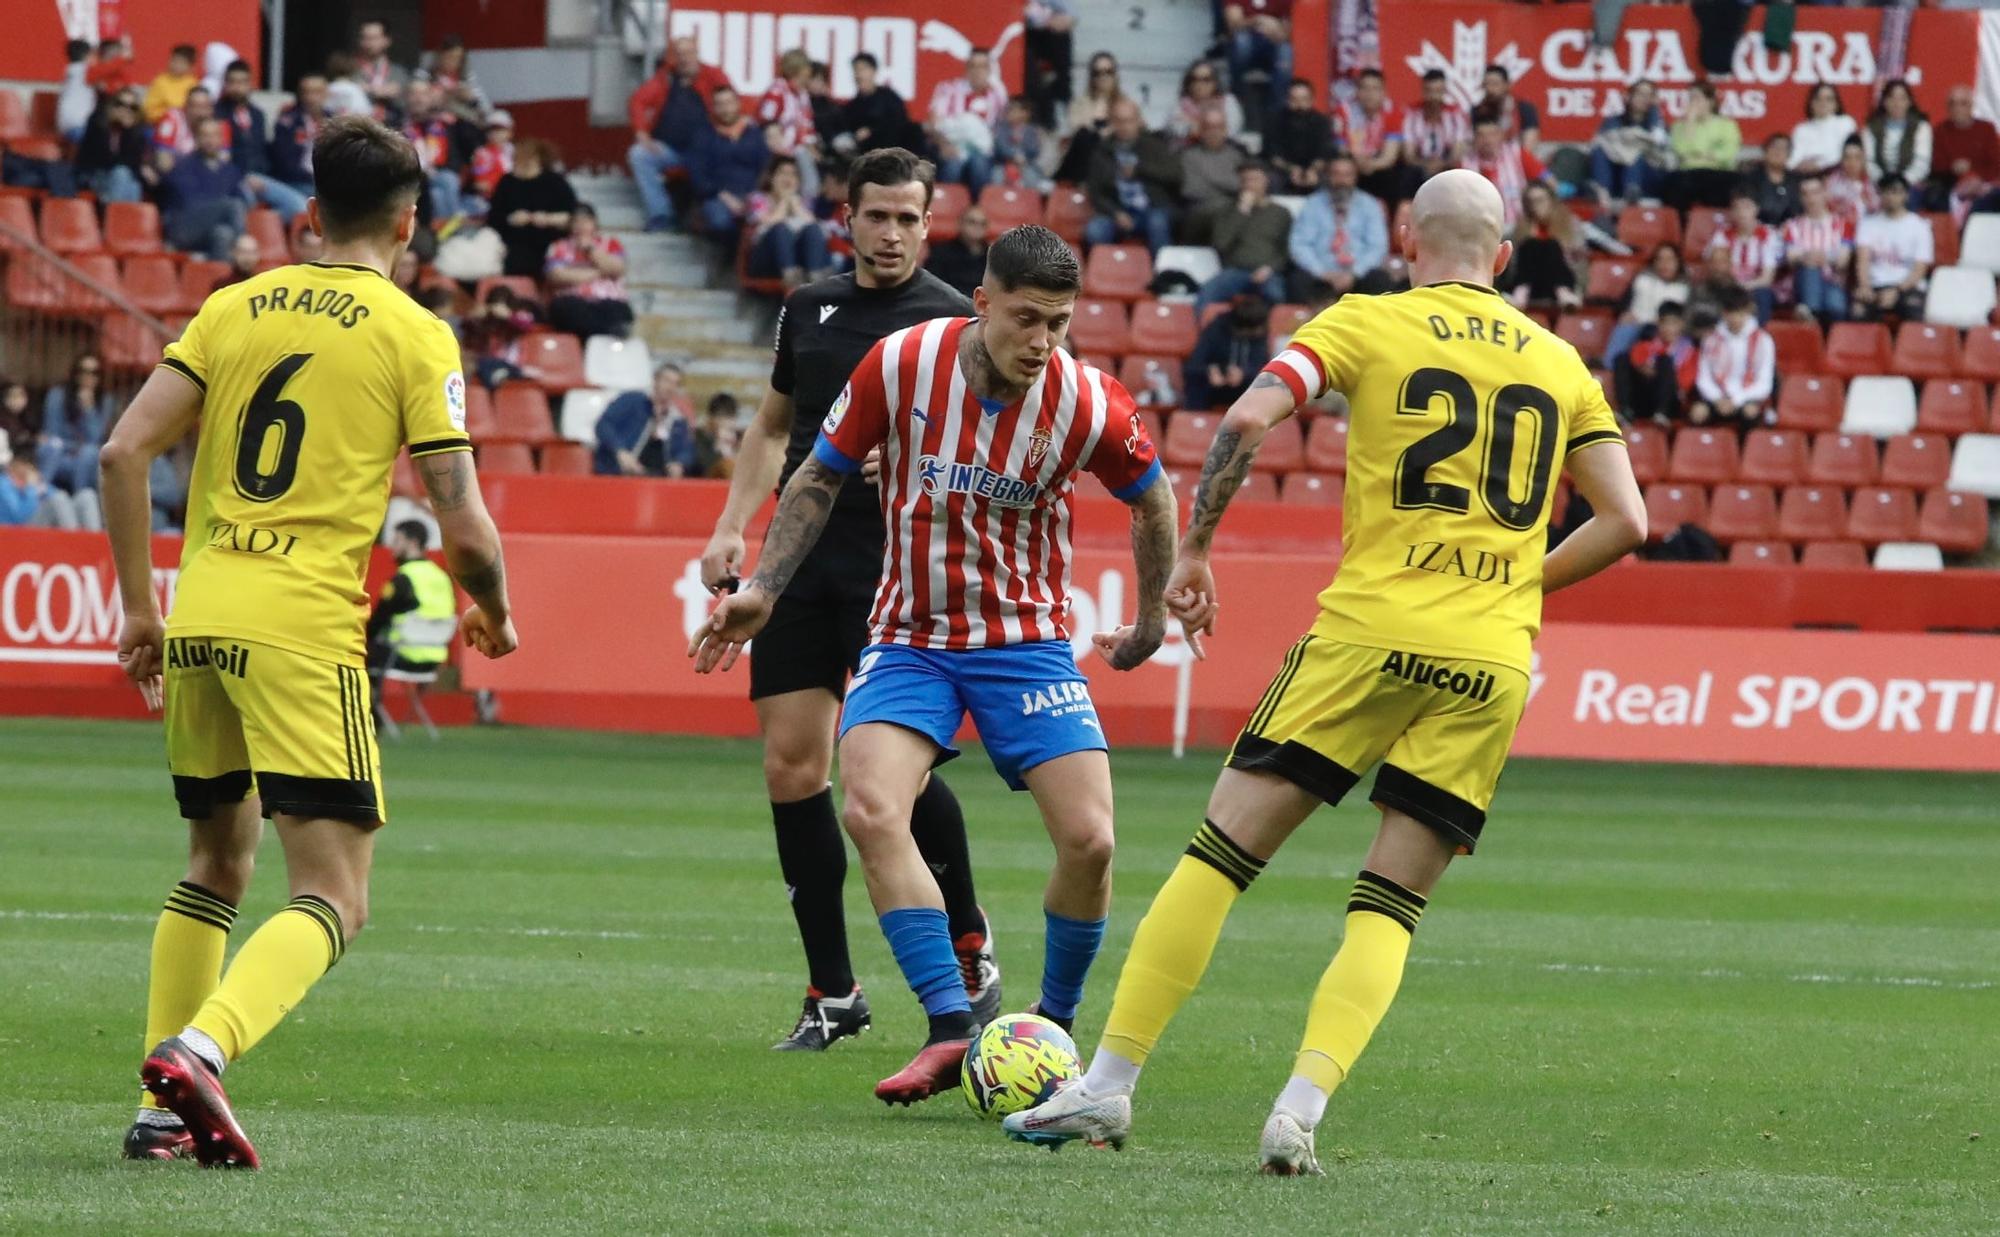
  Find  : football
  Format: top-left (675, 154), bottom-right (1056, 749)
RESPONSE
top-left (960, 1014), bottom-right (1081, 1120)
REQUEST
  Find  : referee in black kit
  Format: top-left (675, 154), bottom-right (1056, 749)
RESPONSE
top-left (700, 148), bottom-right (1003, 1050)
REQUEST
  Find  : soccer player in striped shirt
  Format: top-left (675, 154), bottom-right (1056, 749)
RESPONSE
top-left (692, 226), bottom-right (1180, 1104)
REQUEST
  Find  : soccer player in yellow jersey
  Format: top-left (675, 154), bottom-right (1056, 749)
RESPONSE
top-left (1005, 170), bottom-right (1647, 1171)
top-left (99, 116), bottom-right (518, 1168)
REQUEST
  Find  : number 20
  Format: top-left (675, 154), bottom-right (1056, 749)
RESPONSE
top-left (1392, 367), bottom-right (1559, 532)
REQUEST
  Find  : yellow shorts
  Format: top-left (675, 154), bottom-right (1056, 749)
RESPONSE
top-left (164, 636), bottom-right (386, 825)
top-left (1226, 636), bottom-right (1528, 852)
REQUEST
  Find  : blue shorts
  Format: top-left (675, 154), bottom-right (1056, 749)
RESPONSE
top-left (838, 640), bottom-right (1107, 790)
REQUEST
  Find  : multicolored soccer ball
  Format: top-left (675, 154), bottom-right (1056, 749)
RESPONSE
top-left (960, 1014), bottom-right (1081, 1120)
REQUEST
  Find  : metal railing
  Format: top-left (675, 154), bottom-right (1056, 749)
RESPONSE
top-left (0, 216), bottom-right (178, 410)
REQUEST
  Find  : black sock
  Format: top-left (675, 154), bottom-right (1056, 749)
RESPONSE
top-left (909, 776), bottom-right (984, 942)
top-left (926, 1009), bottom-right (980, 1043)
top-left (771, 788), bottom-right (855, 996)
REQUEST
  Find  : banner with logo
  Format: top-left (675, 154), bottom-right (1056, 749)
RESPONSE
top-left (1377, 3), bottom-right (1982, 144)
top-left (2, 0), bottom-right (259, 83)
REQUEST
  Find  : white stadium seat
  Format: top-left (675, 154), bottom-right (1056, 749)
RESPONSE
top-left (1957, 214), bottom-right (2000, 274)
top-left (1154, 245), bottom-right (1221, 288)
top-left (1840, 376), bottom-right (1918, 438)
top-left (1946, 432), bottom-right (2000, 497)
top-left (583, 335), bottom-right (654, 392)
top-left (559, 387), bottom-right (615, 444)
top-left (1872, 541), bottom-right (1945, 570)
top-left (1923, 266), bottom-right (1997, 329)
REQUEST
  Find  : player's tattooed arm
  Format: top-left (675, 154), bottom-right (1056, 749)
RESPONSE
top-left (1183, 372), bottom-right (1288, 558)
top-left (745, 456), bottom-right (844, 597)
top-left (419, 451), bottom-right (510, 618)
top-left (1111, 479), bottom-right (1178, 669)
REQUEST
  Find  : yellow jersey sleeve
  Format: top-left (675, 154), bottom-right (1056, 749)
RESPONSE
top-left (158, 292), bottom-right (225, 393)
top-left (1565, 374), bottom-right (1624, 455)
top-left (401, 318), bottom-right (473, 458)
top-left (1262, 296), bottom-right (1372, 405)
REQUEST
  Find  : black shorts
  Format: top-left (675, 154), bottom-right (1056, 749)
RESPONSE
top-left (748, 515), bottom-right (883, 701)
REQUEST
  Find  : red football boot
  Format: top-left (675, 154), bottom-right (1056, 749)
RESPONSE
top-left (121, 1118), bottom-right (194, 1161)
top-left (139, 1037), bottom-right (260, 1169)
top-left (874, 1038), bottom-right (972, 1106)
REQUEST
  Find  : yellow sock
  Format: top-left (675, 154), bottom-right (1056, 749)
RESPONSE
top-left (141, 882), bottom-right (239, 1109)
top-left (1293, 870), bottom-right (1427, 1092)
top-left (1098, 821), bottom-right (1266, 1066)
top-left (190, 896), bottom-right (345, 1063)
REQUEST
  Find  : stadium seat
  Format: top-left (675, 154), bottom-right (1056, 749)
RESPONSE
top-left (1765, 320), bottom-right (1824, 377)
top-left (977, 184), bottom-right (1040, 236)
top-left (1235, 472), bottom-right (1280, 503)
top-left (1777, 485), bottom-right (1849, 542)
top-left (479, 442), bottom-right (537, 475)
top-left (1119, 354), bottom-right (1183, 409)
top-left (1154, 245), bottom-right (1220, 288)
top-left (1947, 432), bottom-right (2000, 497)
top-left (1739, 429), bottom-right (1808, 486)
top-left (1923, 266), bottom-right (1997, 330)
top-left (1555, 310), bottom-right (1613, 364)
top-left (103, 202), bottom-right (164, 258)
top-left (1306, 415), bottom-right (1349, 472)
top-left (1707, 484), bottom-right (1778, 543)
top-left (518, 332), bottom-right (587, 391)
top-left (928, 183), bottom-right (971, 240)
top-left (1960, 325), bottom-right (2000, 381)
top-left (1681, 209), bottom-right (1724, 262)
top-left (1268, 302), bottom-right (1312, 349)
top-left (1958, 213), bottom-right (2000, 274)
top-left (1253, 417), bottom-right (1304, 473)
top-left (62, 253), bottom-right (120, 313)
top-left (1164, 412), bottom-right (1219, 468)
top-left (38, 198), bottom-right (102, 255)
top-left (1872, 540), bottom-right (1945, 570)
top-left (1822, 322), bottom-right (1893, 377)
top-left (1667, 427), bottom-right (1739, 485)
top-left (1928, 212), bottom-right (1960, 269)
top-left (1800, 540), bottom-right (1869, 568)
top-left (244, 208), bottom-right (287, 261)
top-left (1880, 433), bottom-right (1953, 490)
top-left (476, 275), bottom-right (540, 304)
top-left (1085, 244), bottom-right (1153, 301)
top-left (1042, 186), bottom-right (1092, 244)
top-left (1282, 472), bottom-right (1341, 505)
top-left (176, 260), bottom-right (232, 313)
top-left (1642, 483), bottom-right (1707, 539)
top-left (1728, 540), bottom-right (1793, 566)
top-left (1892, 323), bottom-right (1961, 379)
top-left (1128, 300), bottom-right (1198, 354)
top-left (462, 384), bottom-right (496, 439)
top-left (1919, 488), bottom-right (1992, 553)
top-left (4, 253), bottom-right (66, 312)
top-left (121, 256), bottom-right (181, 317)
top-left (6, 137), bottom-right (61, 162)
top-left (99, 315), bottom-right (172, 372)
top-left (1065, 298), bottom-right (1130, 355)
top-left (582, 335), bottom-right (652, 392)
top-left (0, 195), bottom-right (32, 251)
top-left (1623, 423), bottom-right (1669, 485)
top-left (490, 382), bottom-right (558, 445)
top-left (1806, 432), bottom-right (1879, 486)
top-left (1133, 409), bottom-right (1164, 452)
top-left (1846, 486), bottom-right (1919, 544)
top-left (1585, 257), bottom-right (1638, 303)
top-left (1918, 379), bottom-right (1986, 435)
top-left (558, 388), bottom-right (614, 443)
top-left (1617, 205), bottom-right (1681, 253)
top-left (538, 441), bottom-right (592, 476)
top-left (1774, 375), bottom-right (1845, 432)
top-left (0, 88), bottom-right (27, 142)
top-left (1840, 376), bottom-right (1918, 437)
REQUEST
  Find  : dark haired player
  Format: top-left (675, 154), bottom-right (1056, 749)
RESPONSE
top-left (701, 147), bottom-right (1005, 1050)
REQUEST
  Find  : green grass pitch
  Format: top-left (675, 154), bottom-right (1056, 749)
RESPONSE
top-left (1, 718), bottom-right (1994, 1234)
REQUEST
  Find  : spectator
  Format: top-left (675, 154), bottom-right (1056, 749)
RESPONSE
top-left (757, 50), bottom-right (822, 199)
top-left (1863, 80), bottom-right (1932, 197)
top-left (1185, 292), bottom-right (1274, 411)
top-left (1685, 245), bottom-right (1738, 324)
top-left (1169, 61), bottom-right (1243, 147)
top-left (75, 89), bottom-right (148, 203)
top-left (0, 445), bottom-right (96, 531)
top-left (1741, 133), bottom-right (1801, 225)
top-left (161, 117), bottom-right (248, 260)
top-left (469, 110), bottom-right (515, 201)
top-left (271, 72), bottom-right (328, 199)
top-left (323, 52), bottom-right (371, 118)
top-left (86, 37), bottom-right (136, 100)
top-left (1791, 83), bottom-right (1857, 176)
top-left (1589, 80), bottom-right (1669, 206)
top-left (417, 34), bottom-right (491, 127)
top-left (1691, 286), bottom-right (1774, 428)
top-left (490, 137), bottom-right (577, 278)
top-left (57, 39), bottom-right (96, 142)
top-left (1825, 137), bottom-right (1880, 229)
top-left (1288, 153), bottom-right (1390, 304)
top-left (0, 381), bottom-right (38, 458)
top-left (353, 21), bottom-right (411, 119)
top-left (689, 86), bottom-right (770, 245)
top-left (1464, 105), bottom-right (1547, 230)
top-left (150, 438), bottom-right (193, 533)
top-left (1709, 190), bottom-right (1782, 323)
top-left (151, 85), bottom-right (216, 165)
top-left (1782, 175), bottom-right (1853, 323)
top-left (1668, 81), bottom-right (1741, 211)
top-left (628, 39), bottom-right (731, 233)
top-left (744, 156), bottom-right (834, 291)
top-left (38, 354), bottom-right (111, 495)
top-left (1616, 300), bottom-right (1697, 425)
top-left (405, 80), bottom-right (468, 222)
top-left (1024, 0), bottom-right (1076, 129)
top-left (1198, 161), bottom-right (1291, 311)
top-left (1225, 0), bottom-right (1294, 117)
top-left (834, 53), bottom-right (918, 158)
top-left (1265, 78), bottom-right (1334, 197)
top-left (1401, 70), bottom-right (1470, 183)
top-left (1182, 106), bottom-right (1250, 229)
top-left (992, 97), bottom-right (1052, 193)
top-left (1055, 53), bottom-right (1128, 184)
top-left (1334, 69), bottom-right (1408, 205)
top-left (143, 43), bottom-right (199, 124)
top-left (462, 285), bottom-right (537, 388)
top-left (1479, 63), bottom-right (1541, 151)
top-left (1502, 182), bottom-right (1583, 310)
top-left (1606, 244), bottom-right (1691, 365)
top-left (543, 203), bottom-right (634, 338)
top-left (218, 59), bottom-right (307, 223)
top-left (1085, 99), bottom-right (1182, 253)
top-left (1929, 85), bottom-right (2000, 212)
top-left (595, 363), bottom-right (699, 477)
top-left (693, 393), bottom-right (741, 479)
top-left (929, 46), bottom-right (1008, 191)
top-left (392, 247), bottom-right (421, 295)
top-left (927, 203), bottom-right (991, 297)
top-left (213, 233), bottom-right (262, 290)
top-left (1855, 174), bottom-right (1932, 322)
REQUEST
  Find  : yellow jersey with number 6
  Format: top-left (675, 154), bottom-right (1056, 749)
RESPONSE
top-left (1264, 281), bottom-right (1623, 674)
top-left (159, 261), bottom-right (471, 666)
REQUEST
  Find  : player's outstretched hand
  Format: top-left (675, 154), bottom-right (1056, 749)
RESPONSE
top-left (1165, 556), bottom-right (1218, 639)
top-left (460, 606), bottom-right (519, 659)
top-left (689, 588), bottom-right (774, 673)
top-left (1091, 621), bottom-right (1166, 671)
top-left (118, 612), bottom-right (166, 712)
top-left (700, 528), bottom-right (746, 594)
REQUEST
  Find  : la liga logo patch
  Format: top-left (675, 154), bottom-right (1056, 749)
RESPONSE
top-left (823, 384), bottom-right (851, 434)
top-left (445, 371), bottom-right (467, 431)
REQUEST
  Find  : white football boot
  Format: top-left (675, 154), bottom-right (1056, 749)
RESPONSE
top-left (1002, 1081), bottom-right (1132, 1150)
top-left (1257, 1107), bottom-right (1324, 1176)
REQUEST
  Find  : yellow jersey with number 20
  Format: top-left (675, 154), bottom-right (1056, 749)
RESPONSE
top-left (159, 261), bottom-right (472, 666)
top-left (1263, 281), bottom-right (1623, 675)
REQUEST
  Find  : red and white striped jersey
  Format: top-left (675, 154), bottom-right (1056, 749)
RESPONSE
top-left (1461, 142), bottom-right (1545, 229)
top-left (813, 317), bottom-right (1163, 650)
top-left (1781, 212), bottom-right (1852, 271)
top-left (1400, 104), bottom-right (1469, 164)
top-left (929, 77), bottom-right (1009, 127)
top-left (1332, 98), bottom-right (1401, 161)
top-left (1708, 223), bottom-right (1783, 284)
top-left (755, 79), bottom-right (815, 155)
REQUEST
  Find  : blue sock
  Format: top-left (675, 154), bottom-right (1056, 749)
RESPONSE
top-left (880, 907), bottom-right (971, 1017)
top-left (1038, 909), bottom-right (1108, 1021)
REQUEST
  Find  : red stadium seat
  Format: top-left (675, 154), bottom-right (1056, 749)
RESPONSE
top-left (1777, 485), bottom-right (1849, 542)
top-left (979, 184), bottom-right (1043, 235)
top-left (103, 202), bottom-right (164, 258)
top-left (1682, 209), bottom-right (1724, 262)
top-left (1555, 309), bottom-right (1613, 364)
top-left (1765, 320), bottom-right (1824, 377)
top-left (100, 315), bottom-right (173, 372)
top-left (1282, 472), bottom-right (1341, 505)
top-left (538, 441), bottom-right (592, 476)
top-left (1846, 485), bottom-right (1920, 544)
top-left (1643, 483), bottom-right (1707, 539)
top-left (60, 253), bottom-right (120, 313)
top-left (177, 260), bottom-right (231, 312)
top-left (0, 88), bottom-right (28, 142)
top-left (1806, 432), bottom-right (1880, 486)
top-left (1707, 484), bottom-right (1779, 543)
top-left (5, 252), bottom-right (66, 311)
top-left (6, 138), bottom-right (61, 162)
top-left (1128, 300), bottom-right (1198, 354)
top-left (518, 332), bottom-right (586, 391)
top-left (1891, 323), bottom-right (1961, 380)
top-left (1800, 540), bottom-right (1869, 568)
top-left (39, 197), bottom-right (102, 255)
top-left (1065, 298), bottom-right (1130, 355)
top-left (1118, 354), bottom-right (1183, 409)
top-left (1043, 186), bottom-right (1092, 244)
top-left (1617, 205), bottom-right (1681, 253)
top-left (1084, 244), bottom-right (1152, 301)
top-left (928, 183), bottom-right (971, 240)
top-left (1918, 488), bottom-right (1991, 554)
top-left (0, 195), bottom-right (33, 251)
top-left (1773, 375), bottom-right (1845, 432)
top-left (476, 275), bottom-right (541, 304)
top-left (1164, 412), bottom-right (1219, 468)
top-left (1306, 416), bottom-right (1349, 473)
top-left (479, 442), bottom-right (537, 475)
top-left (1135, 409), bottom-right (1164, 449)
top-left (1822, 322), bottom-right (1893, 378)
top-left (462, 384), bottom-right (496, 439)
top-left (1623, 422), bottom-right (1669, 485)
top-left (243, 208), bottom-right (287, 261)
top-left (1880, 433), bottom-right (1953, 490)
top-left (1585, 257), bottom-right (1638, 303)
top-left (1739, 429), bottom-right (1809, 486)
top-left (1918, 379), bottom-right (1986, 435)
top-left (1253, 417), bottom-right (1304, 473)
top-left (489, 382), bottom-right (558, 445)
top-left (1235, 473), bottom-right (1280, 503)
top-left (1729, 540), bottom-right (1794, 566)
top-left (1668, 427), bottom-right (1740, 485)
top-left (1959, 326), bottom-right (2000, 381)
top-left (1927, 212), bottom-right (1960, 269)
top-left (1268, 302), bottom-right (1312, 349)
top-left (122, 255), bottom-right (181, 316)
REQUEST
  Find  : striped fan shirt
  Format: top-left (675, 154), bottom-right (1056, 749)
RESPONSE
top-left (755, 79), bottom-right (815, 155)
top-left (1461, 141), bottom-right (1546, 228)
top-left (1708, 223), bottom-right (1783, 284)
top-left (929, 77), bottom-right (1009, 127)
top-left (1400, 104), bottom-right (1469, 164)
top-left (1332, 97), bottom-right (1401, 161)
top-left (1781, 212), bottom-right (1852, 272)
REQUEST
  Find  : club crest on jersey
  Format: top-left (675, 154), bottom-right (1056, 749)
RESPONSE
top-left (445, 371), bottom-right (466, 431)
top-left (1027, 427), bottom-right (1053, 469)
top-left (918, 454), bottom-right (1043, 508)
top-left (823, 384), bottom-right (852, 434)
